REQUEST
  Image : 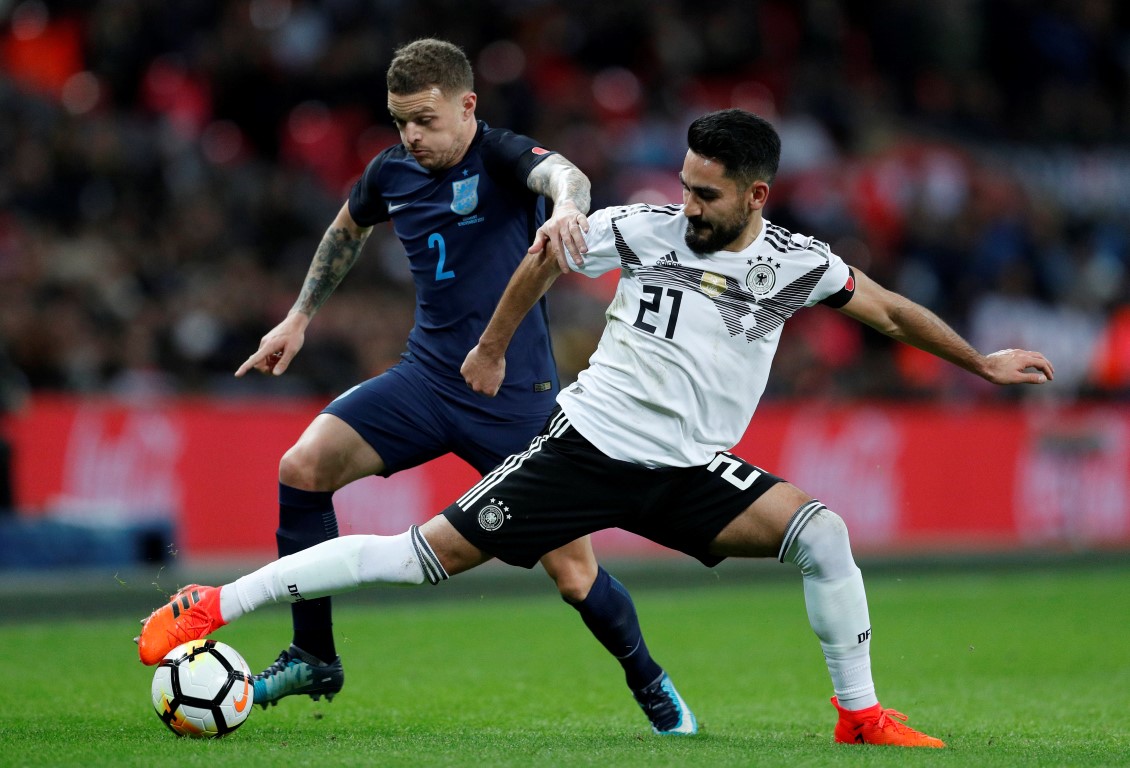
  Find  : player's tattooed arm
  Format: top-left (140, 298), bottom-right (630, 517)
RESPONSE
top-left (526, 154), bottom-right (592, 271)
top-left (235, 202), bottom-right (371, 378)
top-left (527, 154), bottom-right (591, 214)
top-left (293, 204), bottom-right (373, 316)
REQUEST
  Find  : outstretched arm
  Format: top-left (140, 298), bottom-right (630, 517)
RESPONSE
top-left (838, 268), bottom-right (1054, 385)
top-left (462, 242), bottom-right (564, 396)
top-left (236, 202), bottom-right (373, 377)
top-left (526, 154), bottom-right (592, 272)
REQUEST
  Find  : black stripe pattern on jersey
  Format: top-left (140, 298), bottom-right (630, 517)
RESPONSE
top-left (741, 263), bottom-right (828, 342)
top-left (610, 210), bottom-right (830, 343)
top-left (763, 223), bottom-right (833, 260)
top-left (610, 204), bottom-right (674, 269)
top-left (764, 226), bottom-right (790, 254)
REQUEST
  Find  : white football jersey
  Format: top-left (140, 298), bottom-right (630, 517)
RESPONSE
top-left (558, 204), bottom-right (851, 467)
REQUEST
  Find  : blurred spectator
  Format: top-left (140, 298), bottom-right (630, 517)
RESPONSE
top-left (0, 340), bottom-right (28, 514)
top-left (0, 0), bottom-right (1127, 403)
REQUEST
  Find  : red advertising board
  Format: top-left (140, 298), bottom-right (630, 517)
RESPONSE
top-left (7, 396), bottom-right (1129, 559)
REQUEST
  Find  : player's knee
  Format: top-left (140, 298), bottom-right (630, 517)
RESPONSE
top-left (279, 443), bottom-right (338, 491)
top-left (554, 576), bottom-right (592, 603)
top-left (416, 516), bottom-right (490, 578)
top-left (546, 561), bottom-right (599, 603)
top-left (806, 506), bottom-right (851, 545)
top-left (783, 505), bottom-right (858, 579)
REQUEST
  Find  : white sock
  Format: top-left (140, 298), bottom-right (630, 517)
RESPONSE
top-left (218, 526), bottom-right (447, 622)
top-left (780, 501), bottom-right (878, 711)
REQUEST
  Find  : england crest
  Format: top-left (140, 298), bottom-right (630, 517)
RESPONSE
top-left (451, 174), bottom-right (480, 215)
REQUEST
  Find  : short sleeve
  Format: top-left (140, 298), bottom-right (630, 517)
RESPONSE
top-left (567, 208), bottom-right (621, 278)
top-left (347, 151), bottom-right (392, 227)
top-left (806, 240), bottom-right (852, 307)
top-left (479, 126), bottom-right (556, 189)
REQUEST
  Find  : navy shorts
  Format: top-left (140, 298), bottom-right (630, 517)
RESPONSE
top-left (322, 359), bottom-right (554, 476)
top-left (442, 409), bottom-right (784, 568)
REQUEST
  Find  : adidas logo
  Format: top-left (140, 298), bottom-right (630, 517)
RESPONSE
top-left (656, 250), bottom-right (679, 267)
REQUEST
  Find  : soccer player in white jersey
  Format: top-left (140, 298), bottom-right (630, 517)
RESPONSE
top-left (138, 109), bottom-right (1054, 747)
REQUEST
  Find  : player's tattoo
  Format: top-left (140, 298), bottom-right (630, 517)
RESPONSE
top-left (528, 156), bottom-right (591, 214)
top-left (295, 226), bottom-right (369, 315)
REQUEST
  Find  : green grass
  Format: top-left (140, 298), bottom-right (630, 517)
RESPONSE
top-left (2, 560), bottom-right (1128, 767)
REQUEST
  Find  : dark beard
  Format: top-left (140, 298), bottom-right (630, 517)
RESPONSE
top-left (683, 214), bottom-right (747, 253)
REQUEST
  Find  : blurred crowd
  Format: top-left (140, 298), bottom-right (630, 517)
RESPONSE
top-left (2, 0), bottom-right (1130, 408)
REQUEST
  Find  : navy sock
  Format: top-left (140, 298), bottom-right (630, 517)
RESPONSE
top-left (277, 483), bottom-right (339, 662)
top-left (571, 567), bottom-right (663, 691)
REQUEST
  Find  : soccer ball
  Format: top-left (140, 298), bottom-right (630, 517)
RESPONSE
top-left (151, 639), bottom-right (254, 737)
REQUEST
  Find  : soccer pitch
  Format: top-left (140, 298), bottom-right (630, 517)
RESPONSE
top-left (2, 557), bottom-right (1127, 767)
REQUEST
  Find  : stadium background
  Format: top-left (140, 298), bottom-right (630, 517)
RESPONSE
top-left (1, 0), bottom-right (1129, 567)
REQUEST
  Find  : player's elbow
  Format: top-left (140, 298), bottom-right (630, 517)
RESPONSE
top-left (867, 294), bottom-right (916, 338)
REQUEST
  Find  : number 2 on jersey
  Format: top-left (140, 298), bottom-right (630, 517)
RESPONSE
top-left (429, 233), bottom-right (455, 281)
top-left (633, 285), bottom-right (683, 338)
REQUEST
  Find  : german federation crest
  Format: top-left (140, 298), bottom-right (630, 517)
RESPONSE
top-left (745, 263), bottom-right (776, 295)
top-left (477, 499), bottom-right (508, 531)
top-left (451, 175), bottom-right (480, 215)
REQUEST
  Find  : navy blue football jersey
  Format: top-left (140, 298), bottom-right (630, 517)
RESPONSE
top-left (348, 121), bottom-right (560, 415)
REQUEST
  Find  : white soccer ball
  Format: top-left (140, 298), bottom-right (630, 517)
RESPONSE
top-left (151, 639), bottom-right (254, 737)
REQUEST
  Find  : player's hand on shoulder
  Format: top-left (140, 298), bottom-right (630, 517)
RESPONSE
top-left (461, 343), bottom-right (506, 397)
top-left (983, 348), bottom-right (1055, 385)
top-left (235, 312), bottom-right (308, 377)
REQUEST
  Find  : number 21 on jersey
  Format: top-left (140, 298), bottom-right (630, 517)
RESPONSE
top-left (633, 285), bottom-right (682, 338)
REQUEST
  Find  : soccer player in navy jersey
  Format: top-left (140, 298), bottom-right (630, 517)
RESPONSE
top-left (225, 38), bottom-right (694, 733)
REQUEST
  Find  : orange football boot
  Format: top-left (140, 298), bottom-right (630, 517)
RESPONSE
top-left (831, 696), bottom-right (945, 748)
top-left (137, 584), bottom-right (226, 665)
